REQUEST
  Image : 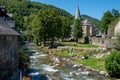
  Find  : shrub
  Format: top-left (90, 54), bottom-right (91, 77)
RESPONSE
top-left (84, 54), bottom-right (89, 59)
top-left (105, 51), bottom-right (120, 78)
top-left (19, 46), bottom-right (30, 70)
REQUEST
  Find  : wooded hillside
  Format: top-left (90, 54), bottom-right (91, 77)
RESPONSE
top-left (0, 0), bottom-right (100, 31)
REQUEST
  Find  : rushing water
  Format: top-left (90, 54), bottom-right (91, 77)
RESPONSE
top-left (27, 45), bottom-right (114, 80)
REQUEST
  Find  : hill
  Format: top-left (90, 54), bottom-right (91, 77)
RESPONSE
top-left (0, 0), bottom-right (100, 30)
top-left (0, 0), bottom-right (73, 30)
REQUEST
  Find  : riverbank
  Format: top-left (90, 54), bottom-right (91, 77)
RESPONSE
top-left (27, 42), bottom-right (118, 80)
top-left (28, 46), bottom-right (108, 80)
top-left (38, 46), bottom-right (113, 79)
top-left (39, 46), bottom-right (106, 69)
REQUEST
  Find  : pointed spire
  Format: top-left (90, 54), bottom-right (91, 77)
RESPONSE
top-left (75, 5), bottom-right (81, 19)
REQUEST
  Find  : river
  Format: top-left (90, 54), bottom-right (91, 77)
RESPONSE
top-left (27, 44), bottom-right (114, 80)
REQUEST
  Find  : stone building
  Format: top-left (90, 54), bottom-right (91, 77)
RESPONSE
top-left (82, 19), bottom-right (95, 36)
top-left (0, 6), bottom-right (19, 80)
top-left (74, 6), bottom-right (95, 37)
top-left (114, 20), bottom-right (120, 35)
top-left (108, 18), bottom-right (120, 37)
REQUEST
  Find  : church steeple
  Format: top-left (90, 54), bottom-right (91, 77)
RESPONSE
top-left (75, 6), bottom-right (81, 19)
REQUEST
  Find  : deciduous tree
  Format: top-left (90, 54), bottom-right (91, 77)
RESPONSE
top-left (32, 9), bottom-right (62, 46)
top-left (61, 17), bottom-right (71, 41)
top-left (100, 11), bottom-right (113, 34)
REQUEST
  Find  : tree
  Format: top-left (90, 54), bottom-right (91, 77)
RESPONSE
top-left (61, 17), bottom-right (71, 41)
top-left (0, 0), bottom-right (73, 36)
top-left (72, 19), bottom-right (83, 42)
top-left (100, 11), bottom-right (113, 34)
top-left (112, 9), bottom-right (120, 18)
top-left (32, 9), bottom-right (62, 46)
top-left (31, 15), bottom-right (42, 45)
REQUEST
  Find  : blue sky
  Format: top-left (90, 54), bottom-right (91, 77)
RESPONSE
top-left (31, 0), bottom-right (120, 20)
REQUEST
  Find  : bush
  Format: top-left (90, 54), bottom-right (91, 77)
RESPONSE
top-left (84, 54), bottom-right (89, 59)
top-left (19, 46), bottom-right (30, 70)
top-left (105, 51), bottom-right (120, 78)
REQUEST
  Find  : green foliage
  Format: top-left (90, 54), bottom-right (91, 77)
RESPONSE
top-left (86, 50), bottom-right (98, 55)
top-left (19, 46), bottom-right (30, 70)
top-left (72, 19), bottom-right (83, 42)
top-left (32, 9), bottom-right (62, 46)
top-left (84, 36), bottom-right (89, 44)
top-left (100, 11), bottom-right (113, 34)
top-left (56, 42), bottom-right (98, 48)
top-left (54, 52), bottom-right (70, 57)
top-left (0, 0), bottom-right (101, 43)
top-left (73, 58), bottom-right (105, 71)
top-left (0, 0), bottom-right (73, 35)
top-left (100, 9), bottom-right (120, 34)
top-left (105, 51), bottom-right (120, 78)
top-left (61, 17), bottom-right (71, 40)
top-left (112, 9), bottom-right (120, 18)
top-left (83, 54), bottom-right (89, 59)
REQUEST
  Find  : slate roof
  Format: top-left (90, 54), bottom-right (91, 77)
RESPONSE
top-left (82, 19), bottom-right (91, 26)
top-left (75, 6), bottom-right (81, 19)
top-left (0, 19), bottom-right (19, 35)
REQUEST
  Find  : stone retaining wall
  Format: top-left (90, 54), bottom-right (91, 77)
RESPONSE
top-left (91, 37), bottom-right (116, 48)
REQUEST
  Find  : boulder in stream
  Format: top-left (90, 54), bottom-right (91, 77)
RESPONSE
top-left (69, 72), bottom-right (76, 78)
top-left (99, 71), bottom-right (108, 76)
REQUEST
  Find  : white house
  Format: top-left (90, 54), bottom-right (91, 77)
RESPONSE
top-left (114, 20), bottom-right (120, 35)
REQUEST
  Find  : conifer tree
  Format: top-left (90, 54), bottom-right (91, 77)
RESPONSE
top-left (72, 19), bottom-right (83, 42)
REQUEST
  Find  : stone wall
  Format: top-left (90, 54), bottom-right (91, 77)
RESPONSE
top-left (91, 37), bottom-right (116, 48)
top-left (0, 35), bottom-right (19, 80)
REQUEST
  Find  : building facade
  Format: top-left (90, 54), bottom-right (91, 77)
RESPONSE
top-left (114, 20), bottom-right (120, 35)
top-left (0, 6), bottom-right (19, 80)
top-left (108, 18), bottom-right (120, 37)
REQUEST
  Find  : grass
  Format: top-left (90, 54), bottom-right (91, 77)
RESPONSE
top-left (53, 49), bottom-right (104, 71)
top-left (54, 52), bottom-right (70, 57)
top-left (56, 42), bottom-right (98, 48)
top-left (73, 58), bottom-right (105, 71)
top-left (54, 51), bottom-right (105, 71)
top-left (53, 47), bottom-right (100, 59)
top-left (38, 41), bottom-right (105, 71)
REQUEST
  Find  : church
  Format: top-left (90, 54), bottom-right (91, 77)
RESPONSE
top-left (74, 6), bottom-right (95, 37)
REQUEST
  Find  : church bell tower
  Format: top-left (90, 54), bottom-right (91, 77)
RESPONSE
top-left (75, 6), bottom-right (81, 19)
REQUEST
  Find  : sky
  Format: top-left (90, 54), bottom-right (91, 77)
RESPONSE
top-left (31, 0), bottom-right (120, 20)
